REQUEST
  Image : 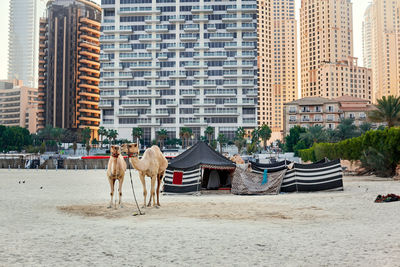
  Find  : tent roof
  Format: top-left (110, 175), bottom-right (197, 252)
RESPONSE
top-left (168, 141), bottom-right (236, 170)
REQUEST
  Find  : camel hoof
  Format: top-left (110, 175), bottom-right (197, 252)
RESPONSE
top-left (155, 205), bottom-right (160, 209)
top-left (107, 205), bottom-right (112, 209)
top-left (141, 205), bottom-right (146, 209)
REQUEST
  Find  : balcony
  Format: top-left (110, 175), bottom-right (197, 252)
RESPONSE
top-left (191, 6), bottom-right (213, 13)
top-left (289, 109), bottom-right (297, 114)
top-left (192, 15), bottom-right (209, 23)
top-left (169, 16), bottom-right (185, 23)
top-left (204, 90), bottom-right (237, 97)
top-left (118, 7), bottom-right (160, 16)
top-left (117, 111), bottom-right (139, 117)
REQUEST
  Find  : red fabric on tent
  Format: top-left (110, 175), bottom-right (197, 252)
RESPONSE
top-left (172, 171), bottom-right (183, 185)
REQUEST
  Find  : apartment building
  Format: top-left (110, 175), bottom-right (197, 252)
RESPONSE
top-left (283, 95), bottom-right (374, 136)
top-left (258, 0), bottom-right (297, 141)
top-left (362, 4), bottom-right (373, 69)
top-left (8, 0), bottom-right (48, 88)
top-left (363, 0), bottom-right (400, 101)
top-left (0, 80), bottom-right (38, 133)
top-left (300, 0), bottom-right (372, 101)
top-left (38, 0), bottom-right (101, 139)
top-left (99, 0), bottom-right (258, 144)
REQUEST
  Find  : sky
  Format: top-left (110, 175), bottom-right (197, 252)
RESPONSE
top-left (0, 0), bottom-right (371, 81)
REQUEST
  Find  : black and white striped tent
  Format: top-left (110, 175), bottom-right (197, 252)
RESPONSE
top-left (164, 141), bottom-right (236, 194)
top-left (250, 159), bottom-right (343, 192)
top-left (281, 159), bottom-right (343, 192)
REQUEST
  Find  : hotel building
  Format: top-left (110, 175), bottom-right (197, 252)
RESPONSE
top-left (0, 80), bottom-right (38, 133)
top-left (38, 0), bottom-right (101, 139)
top-left (99, 0), bottom-right (258, 143)
top-left (300, 0), bottom-right (372, 101)
top-left (363, 0), bottom-right (400, 101)
top-left (258, 0), bottom-right (298, 141)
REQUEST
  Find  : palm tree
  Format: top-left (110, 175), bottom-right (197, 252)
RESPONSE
top-left (204, 126), bottom-right (214, 143)
top-left (234, 127), bottom-right (246, 154)
top-left (131, 127), bottom-right (143, 144)
top-left (335, 118), bottom-right (358, 141)
top-left (180, 127), bottom-right (192, 148)
top-left (359, 122), bottom-right (372, 134)
top-left (258, 124), bottom-right (272, 151)
top-left (98, 126), bottom-right (108, 148)
top-left (107, 129), bottom-right (118, 144)
top-left (156, 129), bottom-right (168, 148)
top-left (217, 133), bottom-right (227, 154)
top-left (299, 125), bottom-right (327, 145)
top-left (368, 95), bottom-right (400, 128)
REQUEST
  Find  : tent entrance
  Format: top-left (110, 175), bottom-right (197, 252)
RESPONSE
top-left (201, 168), bottom-right (233, 190)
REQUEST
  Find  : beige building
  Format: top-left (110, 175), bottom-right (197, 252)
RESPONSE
top-left (0, 80), bottom-right (38, 133)
top-left (283, 95), bottom-right (374, 136)
top-left (363, 0), bottom-right (400, 102)
top-left (258, 0), bottom-right (298, 140)
top-left (363, 4), bottom-right (373, 69)
top-left (300, 0), bottom-right (372, 101)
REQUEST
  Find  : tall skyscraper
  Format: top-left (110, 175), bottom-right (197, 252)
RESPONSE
top-left (362, 4), bottom-right (373, 69)
top-left (100, 0), bottom-right (258, 144)
top-left (258, 0), bottom-right (297, 139)
top-left (8, 0), bottom-right (48, 88)
top-left (363, 0), bottom-right (400, 101)
top-left (300, 0), bottom-right (372, 101)
top-left (38, 0), bottom-right (101, 139)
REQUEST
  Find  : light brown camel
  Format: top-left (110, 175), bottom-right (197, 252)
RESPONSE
top-left (106, 145), bottom-right (127, 208)
top-left (231, 154), bottom-right (245, 165)
top-left (121, 143), bottom-right (168, 208)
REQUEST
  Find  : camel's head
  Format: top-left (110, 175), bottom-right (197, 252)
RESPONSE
top-left (123, 143), bottom-right (139, 157)
top-left (110, 145), bottom-right (121, 158)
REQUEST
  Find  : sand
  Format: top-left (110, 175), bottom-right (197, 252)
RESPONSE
top-left (1, 169), bottom-right (400, 266)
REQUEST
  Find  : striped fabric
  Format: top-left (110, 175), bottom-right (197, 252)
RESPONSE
top-left (163, 168), bottom-right (202, 194)
top-left (250, 160), bottom-right (291, 173)
top-left (281, 159), bottom-right (344, 192)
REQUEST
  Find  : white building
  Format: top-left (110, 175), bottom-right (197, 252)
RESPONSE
top-left (8, 0), bottom-right (48, 88)
top-left (99, 0), bottom-right (258, 144)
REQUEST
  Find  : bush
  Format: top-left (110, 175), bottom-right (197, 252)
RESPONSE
top-left (299, 128), bottom-right (400, 177)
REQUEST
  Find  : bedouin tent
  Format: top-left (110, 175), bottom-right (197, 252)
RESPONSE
top-left (245, 159), bottom-right (343, 193)
top-left (163, 141), bottom-right (236, 194)
top-left (281, 159), bottom-right (343, 192)
top-left (231, 164), bottom-right (287, 195)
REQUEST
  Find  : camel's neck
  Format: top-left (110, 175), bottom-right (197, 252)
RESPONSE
top-left (111, 157), bottom-right (118, 175)
top-left (130, 156), bottom-right (147, 172)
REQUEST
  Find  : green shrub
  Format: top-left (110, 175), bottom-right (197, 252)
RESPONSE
top-left (299, 127), bottom-right (400, 177)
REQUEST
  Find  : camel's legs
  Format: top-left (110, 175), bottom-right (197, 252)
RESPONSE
top-left (148, 176), bottom-right (156, 207)
top-left (139, 172), bottom-right (147, 208)
top-left (118, 175), bottom-right (124, 208)
top-left (108, 178), bottom-right (115, 208)
top-left (156, 172), bottom-right (163, 206)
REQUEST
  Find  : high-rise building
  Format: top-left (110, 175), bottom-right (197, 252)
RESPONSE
top-left (8, 0), bottom-right (48, 88)
top-left (300, 0), bottom-right (372, 101)
top-left (362, 4), bottom-right (373, 69)
top-left (38, 0), bottom-right (101, 139)
top-left (258, 0), bottom-right (297, 140)
top-left (363, 0), bottom-right (400, 102)
top-left (100, 0), bottom-right (258, 144)
top-left (0, 80), bottom-right (38, 133)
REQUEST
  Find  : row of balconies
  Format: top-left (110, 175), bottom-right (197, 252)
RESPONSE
top-left (289, 108), bottom-right (339, 114)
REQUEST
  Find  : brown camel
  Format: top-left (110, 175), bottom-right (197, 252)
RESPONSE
top-left (231, 154), bottom-right (245, 164)
top-left (121, 143), bottom-right (168, 208)
top-left (106, 145), bottom-right (127, 208)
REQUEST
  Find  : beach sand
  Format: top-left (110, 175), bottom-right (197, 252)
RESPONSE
top-left (1, 169), bottom-right (400, 266)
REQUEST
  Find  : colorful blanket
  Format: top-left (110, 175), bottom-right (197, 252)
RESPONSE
top-left (375, 194), bottom-right (400, 203)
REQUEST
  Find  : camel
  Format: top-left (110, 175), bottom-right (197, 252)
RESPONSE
top-left (121, 143), bottom-right (168, 208)
top-left (231, 154), bottom-right (245, 165)
top-left (106, 145), bottom-right (127, 208)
